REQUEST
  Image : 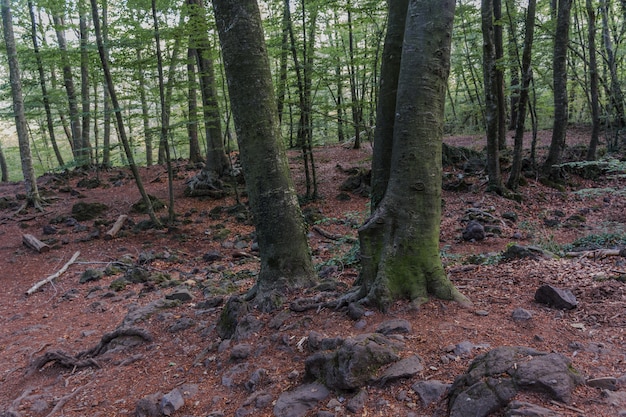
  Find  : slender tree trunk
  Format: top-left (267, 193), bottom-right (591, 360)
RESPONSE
top-left (189, 0), bottom-right (228, 176)
top-left (347, 1), bottom-right (361, 149)
top-left (370, 0), bottom-right (408, 211)
top-left (90, 0), bottom-right (161, 227)
top-left (482, 0), bottom-right (503, 191)
top-left (53, 14), bottom-right (84, 165)
top-left (101, 0), bottom-right (111, 167)
top-left (506, 0), bottom-right (520, 131)
top-left (212, 0), bottom-right (316, 311)
top-left (187, 48), bottom-right (202, 163)
top-left (494, 0), bottom-right (506, 150)
top-left (507, 0), bottom-right (536, 190)
top-left (358, 0), bottom-right (469, 310)
top-left (543, 0), bottom-right (572, 175)
top-left (152, 0), bottom-right (175, 223)
top-left (0, 142), bottom-right (8, 182)
top-left (586, 0), bottom-right (600, 160)
top-left (136, 48), bottom-right (153, 166)
top-left (600, 0), bottom-right (626, 135)
top-left (28, 0), bottom-right (64, 168)
top-left (2, 0), bottom-right (42, 209)
top-left (79, 0), bottom-right (92, 164)
top-left (276, 2), bottom-right (290, 125)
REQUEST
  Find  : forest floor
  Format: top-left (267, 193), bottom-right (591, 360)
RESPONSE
top-left (0, 127), bottom-right (625, 417)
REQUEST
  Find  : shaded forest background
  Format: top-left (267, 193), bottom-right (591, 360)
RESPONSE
top-left (0, 0), bottom-right (624, 184)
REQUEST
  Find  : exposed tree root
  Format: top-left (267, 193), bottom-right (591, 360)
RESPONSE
top-left (28, 327), bottom-right (152, 375)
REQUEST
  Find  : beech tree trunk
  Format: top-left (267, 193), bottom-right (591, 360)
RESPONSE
top-left (212, 0), bottom-right (316, 311)
top-left (507, 0), bottom-right (536, 190)
top-left (2, 0), bottom-right (42, 208)
top-left (543, 0), bottom-right (572, 174)
top-left (358, 0), bottom-right (469, 311)
top-left (586, 0), bottom-right (600, 160)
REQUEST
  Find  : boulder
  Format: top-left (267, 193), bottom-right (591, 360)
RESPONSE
top-left (534, 285), bottom-right (578, 310)
top-left (273, 383), bottom-right (330, 417)
top-left (448, 346), bottom-right (583, 417)
top-left (305, 333), bottom-right (401, 391)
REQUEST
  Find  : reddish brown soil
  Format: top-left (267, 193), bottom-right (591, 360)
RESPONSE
top-left (0, 129), bottom-right (625, 417)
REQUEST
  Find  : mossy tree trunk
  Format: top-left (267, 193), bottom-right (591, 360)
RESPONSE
top-left (358, 0), bottom-right (469, 311)
top-left (212, 0), bottom-right (316, 311)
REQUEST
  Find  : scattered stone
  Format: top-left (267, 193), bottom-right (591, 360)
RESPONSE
top-left (502, 244), bottom-right (554, 261)
top-left (161, 388), bottom-right (184, 416)
top-left (231, 344), bottom-right (252, 361)
top-left (448, 346), bottom-right (583, 417)
top-left (347, 303), bottom-right (365, 320)
top-left (446, 340), bottom-right (490, 357)
top-left (168, 317), bottom-right (195, 333)
top-left (411, 380), bottom-right (450, 407)
top-left (71, 202), bottom-right (108, 221)
top-left (504, 400), bottom-right (560, 417)
top-left (346, 389), bottom-right (367, 413)
top-left (234, 314), bottom-right (263, 341)
top-left (376, 354), bottom-right (423, 385)
top-left (602, 389), bottom-right (626, 407)
top-left (268, 310), bottom-right (291, 329)
top-left (43, 225), bottom-right (58, 235)
top-left (135, 393), bottom-right (163, 417)
top-left (511, 308), bottom-right (533, 322)
top-left (203, 251), bottom-right (224, 263)
top-left (196, 296), bottom-right (224, 310)
top-left (462, 220), bottom-right (485, 241)
top-left (165, 288), bottom-right (193, 303)
top-left (534, 285), bottom-right (578, 310)
top-left (120, 298), bottom-right (180, 327)
top-left (305, 333), bottom-right (401, 391)
top-left (273, 382), bottom-right (330, 417)
top-left (375, 319), bottom-right (412, 335)
top-left (502, 212), bottom-right (518, 222)
top-left (587, 377), bottom-right (619, 391)
top-left (80, 269), bottom-right (104, 284)
top-left (244, 368), bottom-right (267, 392)
top-left (475, 310), bottom-right (489, 316)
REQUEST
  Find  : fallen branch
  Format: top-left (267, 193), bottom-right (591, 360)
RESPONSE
top-left (565, 249), bottom-right (623, 260)
top-left (26, 251), bottom-right (80, 295)
top-left (27, 350), bottom-right (100, 376)
top-left (104, 214), bottom-right (128, 240)
top-left (22, 233), bottom-right (50, 253)
top-left (45, 381), bottom-right (93, 417)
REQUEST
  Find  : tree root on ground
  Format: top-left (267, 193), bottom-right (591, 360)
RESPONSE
top-left (27, 327), bottom-right (152, 375)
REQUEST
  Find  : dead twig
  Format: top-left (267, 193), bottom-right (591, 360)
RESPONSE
top-left (44, 381), bottom-right (93, 417)
top-left (26, 251), bottom-right (80, 295)
top-left (312, 226), bottom-right (357, 243)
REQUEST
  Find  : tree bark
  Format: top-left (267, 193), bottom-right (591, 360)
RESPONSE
top-left (543, 0), bottom-right (572, 175)
top-left (507, 0), bottom-right (536, 190)
top-left (27, 0), bottom-right (64, 168)
top-left (370, 0), bottom-right (408, 211)
top-left (90, 0), bottom-right (161, 227)
top-left (212, 0), bottom-right (316, 311)
top-left (53, 13), bottom-right (84, 164)
top-left (482, 0), bottom-right (503, 191)
top-left (358, 0), bottom-right (469, 310)
top-left (187, 48), bottom-right (202, 163)
top-left (2, 0), bottom-right (42, 209)
top-left (0, 143), bottom-right (8, 181)
top-left (585, 0), bottom-right (600, 160)
top-left (79, 0), bottom-right (92, 164)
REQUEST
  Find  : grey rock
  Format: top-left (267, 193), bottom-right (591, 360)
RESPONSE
top-left (411, 380), bottom-right (450, 406)
top-left (135, 392), bottom-right (163, 417)
top-left (121, 298), bottom-right (180, 327)
top-left (165, 288), bottom-right (193, 302)
top-left (30, 399), bottom-right (49, 413)
top-left (502, 245), bottom-right (553, 261)
top-left (463, 220), bottom-right (485, 241)
top-left (346, 390), bottom-right (367, 413)
top-left (305, 333), bottom-right (401, 391)
top-left (255, 393), bottom-right (273, 408)
top-left (347, 303), bottom-right (365, 320)
top-left (244, 368), bottom-right (267, 393)
top-left (504, 400), bottom-right (561, 416)
top-left (602, 390), bottom-right (626, 407)
top-left (168, 317), bottom-right (195, 333)
top-left (234, 314), bottom-right (263, 341)
top-left (203, 251), bottom-right (223, 263)
top-left (375, 319), bottom-right (412, 335)
top-left (447, 340), bottom-right (490, 357)
top-left (80, 269), bottom-right (104, 284)
top-left (317, 412), bottom-right (334, 417)
top-left (376, 354), bottom-right (424, 385)
top-left (502, 212), bottom-right (518, 222)
top-left (231, 344), bottom-right (253, 360)
top-left (273, 382), bottom-right (330, 417)
top-left (534, 285), bottom-right (578, 310)
top-left (448, 346), bottom-right (583, 417)
top-left (307, 331), bottom-right (323, 351)
top-left (177, 383), bottom-right (198, 399)
top-left (160, 388), bottom-right (184, 416)
top-left (206, 412), bottom-right (225, 417)
top-left (512, 308), bottom-right (533, 322)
